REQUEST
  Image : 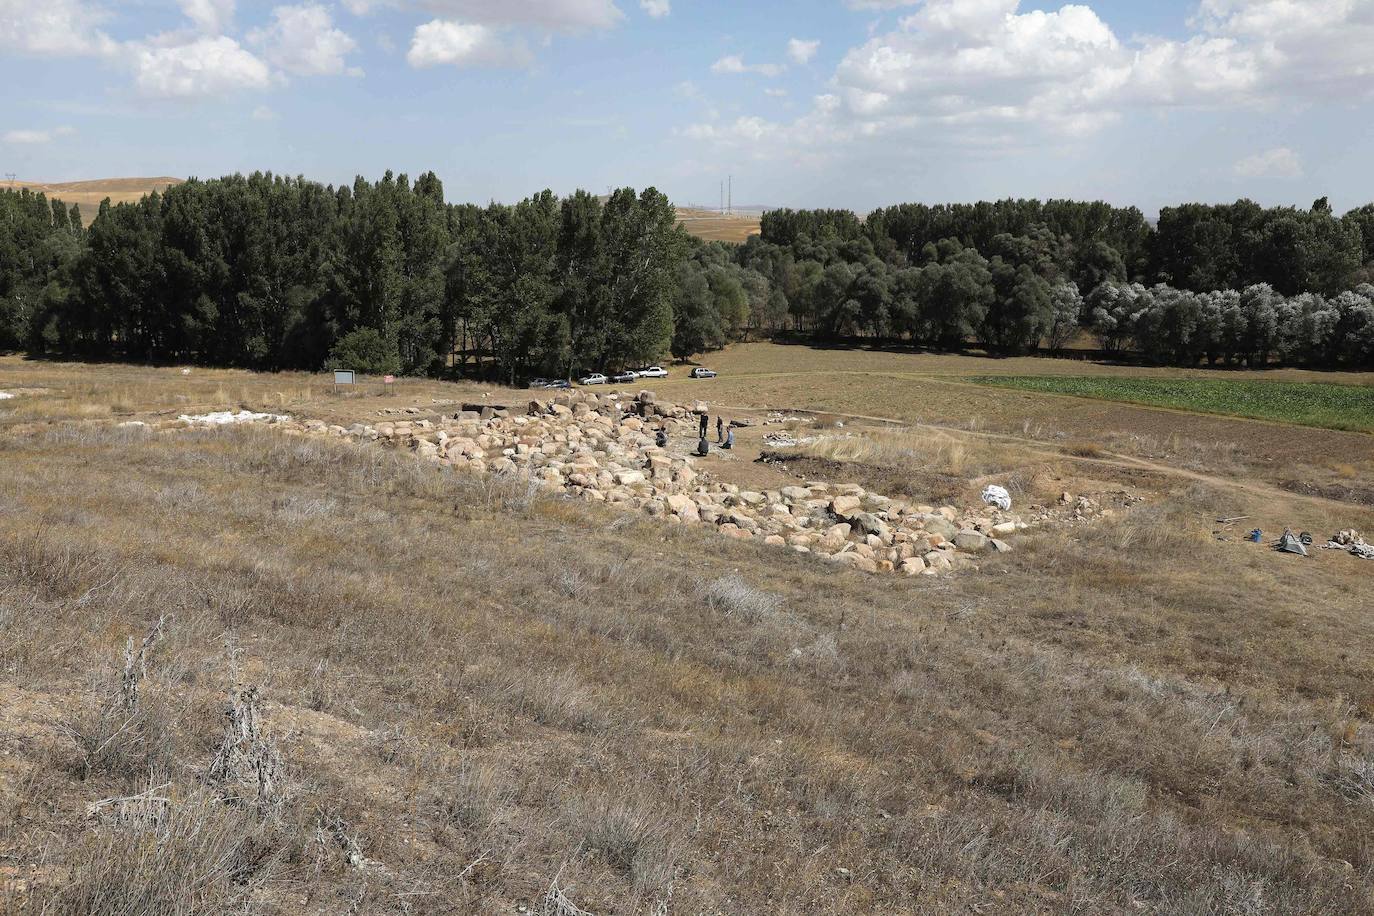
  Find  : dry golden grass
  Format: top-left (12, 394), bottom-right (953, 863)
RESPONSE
top-left (765, 425), bottom-right (1065, 506)
top-left (1, 357), bottom-right (1373, 913)
top-left (6, 177), bottom-right (184, 224)
top-left (637, 343), bottom-right (1374, 501)
top-left (674, 208), bottom-right (762, 243)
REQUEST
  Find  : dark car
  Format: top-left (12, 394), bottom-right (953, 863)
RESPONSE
top-left (611, 370), bottom-right (639, 383)
top-left (543, 379), bottom-right (572, 389)
top-left (690, 367), bottom-right (718, 379)
top-left (527, 377), bottom-right (549, 389)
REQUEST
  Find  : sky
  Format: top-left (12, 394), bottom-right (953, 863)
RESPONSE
top-left (2, 0), bottom-right (1373, 216)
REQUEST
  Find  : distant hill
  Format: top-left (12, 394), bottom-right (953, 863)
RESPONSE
top-left (8, 177), bottom-right (764, 241)
top-left (4, 177), bottom-right (184, 225)
top-left (674, 207), bottom-right (762, 243)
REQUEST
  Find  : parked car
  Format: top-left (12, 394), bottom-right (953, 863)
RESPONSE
top-left (690, 367), bottom-right (717, 379)
top-left (543, 379), bottom-right (571, 390)
top-left (637, 366), bottom-right (669, 379)
top-left (527, 377), bottom-right (549, 389)
top-left (578, 373), bottom-right (608, 386)
top-left (611, 370), bottom-right (639, 383)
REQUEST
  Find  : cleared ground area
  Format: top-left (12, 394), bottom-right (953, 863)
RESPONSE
top-left (1, 350), bottom-right (1372, 914)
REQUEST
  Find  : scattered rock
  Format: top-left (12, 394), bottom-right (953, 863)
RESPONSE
top-left (165, 389), bottom-right (1090, 578)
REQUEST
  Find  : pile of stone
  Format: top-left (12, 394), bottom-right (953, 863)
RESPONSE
top-left (1324, 529), bottom-right (1374, 560)
top-left (1011, 489), bottom-right (1145, 526)
top-left (194, 390), bottom-right (1036, 577)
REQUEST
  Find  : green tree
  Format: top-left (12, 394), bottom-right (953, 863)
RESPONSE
top-left (328, 327), bottom-right (399, 375)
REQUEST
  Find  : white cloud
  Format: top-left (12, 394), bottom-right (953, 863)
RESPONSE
top-left (180, 0), bottom-right (235, 34)
top-left (0, 0), bottom-right (117, 56)
top-left (251, 104), bottom-right (280, 120)
top-left (250, 4), bottom-right (360, 76)
top-left (3, 126), bottom-right (76, 144)
top-left (685, 0), bottom-right (1374, 163)
top-left (829, 0), bottom-right (1124, 131)
top-left (787, 38), bottom-right (819, 65)
top-left (407, 18), bottom-right (531, 68)
top-left (418, 0), bottom-right (623, 31)
top-left (640, 0), bottom-right (669, 18)
top-left (1234, 147), bottom-right (1303, 179)
top-left (764, 87), bottom-right (787, 98)
top-left (683, 115), bottom-right (778, 143)
top-left (132, 36), bottom-right (273, 98)
top-left (711, 54), bottom-right (784, 78)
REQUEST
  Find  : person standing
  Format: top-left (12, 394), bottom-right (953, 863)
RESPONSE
top-left (698, 411), bottom-right (708, 439)
top-left (716, 416), bottom-right (724, 443)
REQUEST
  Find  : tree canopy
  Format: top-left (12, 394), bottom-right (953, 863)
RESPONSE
top-left (5, 179), bottom-right (1374, 372)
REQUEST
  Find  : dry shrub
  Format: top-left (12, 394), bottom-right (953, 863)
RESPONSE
top-left (60, 618), bottom-right (177, 783)
top-left (455, 471), bottom-right (544, 517)
top-left (786, 633), bottom-right (845, 677)
top-left (439, 761), bottom-right (516, 835)
top-left (208, 685), bottom-right (285, 817)
top-left (501, 670), bottom-right (609, 734)
top-left (19, 791), bottom-right (277, 916)
top-left (703, 573), bottom-right (783, 623)
top-left (540, 872), bottom-right (596, 916)
top-left (575, 797), bottom-right (677, 894)
top-left (1, 536), bottom-right (110, 602)
top-left (1103, 503), bottom-right (1212, 557)
top-left (1329, 754), bottom-right (1374, 804)
top-left (70, 700), bottom-right (175, 785)
top-left (1065, 439), bottom-right (1106, 458)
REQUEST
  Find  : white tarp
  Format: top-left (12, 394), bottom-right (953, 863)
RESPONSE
top-left (0, 392), bottom-right (13, 400)
top-left (981, 485), bottom-right (1012, 511)
top-left (179, 410), bottom-right (290, 426)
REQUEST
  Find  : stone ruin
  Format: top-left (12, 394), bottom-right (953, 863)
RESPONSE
top-left (238, 389), bottom-right (1041, 578)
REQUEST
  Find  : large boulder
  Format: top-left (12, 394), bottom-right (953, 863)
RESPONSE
top-left (830, 495), bottom-right (862, 518)
top-left (954, 530), bottom-right (990, 552)
top-left (922, 515), bottom-right (959, 540)
top-left (831, 552), bottom-right (878, 573)
top-left (851, 512), bottom-right (890, 540)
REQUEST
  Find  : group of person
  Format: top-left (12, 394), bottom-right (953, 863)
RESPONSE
top-left (695, 412), bottom-right (732, 456)
top-left (649, 411), bottom-right (735, 456)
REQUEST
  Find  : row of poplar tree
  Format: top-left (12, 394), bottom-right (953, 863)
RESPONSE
top-left (3, 173), bottom-right (691, 381)
top-left (3, 174), bottom-right (1374, 373)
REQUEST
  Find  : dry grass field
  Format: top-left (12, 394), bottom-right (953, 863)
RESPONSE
top-left (673, 208), bottom-right (763, 243)
top-left (5, 178), bottom-right (184, 224)
top-left (1, 349), bottom-right (1372, 914)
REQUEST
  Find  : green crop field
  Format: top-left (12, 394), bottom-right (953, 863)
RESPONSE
top-left (969, 375), bottom-right (1374, 433)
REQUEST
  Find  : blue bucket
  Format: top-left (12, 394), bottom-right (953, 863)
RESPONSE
top-left (1249, 529), bottom-right (1263, 543)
